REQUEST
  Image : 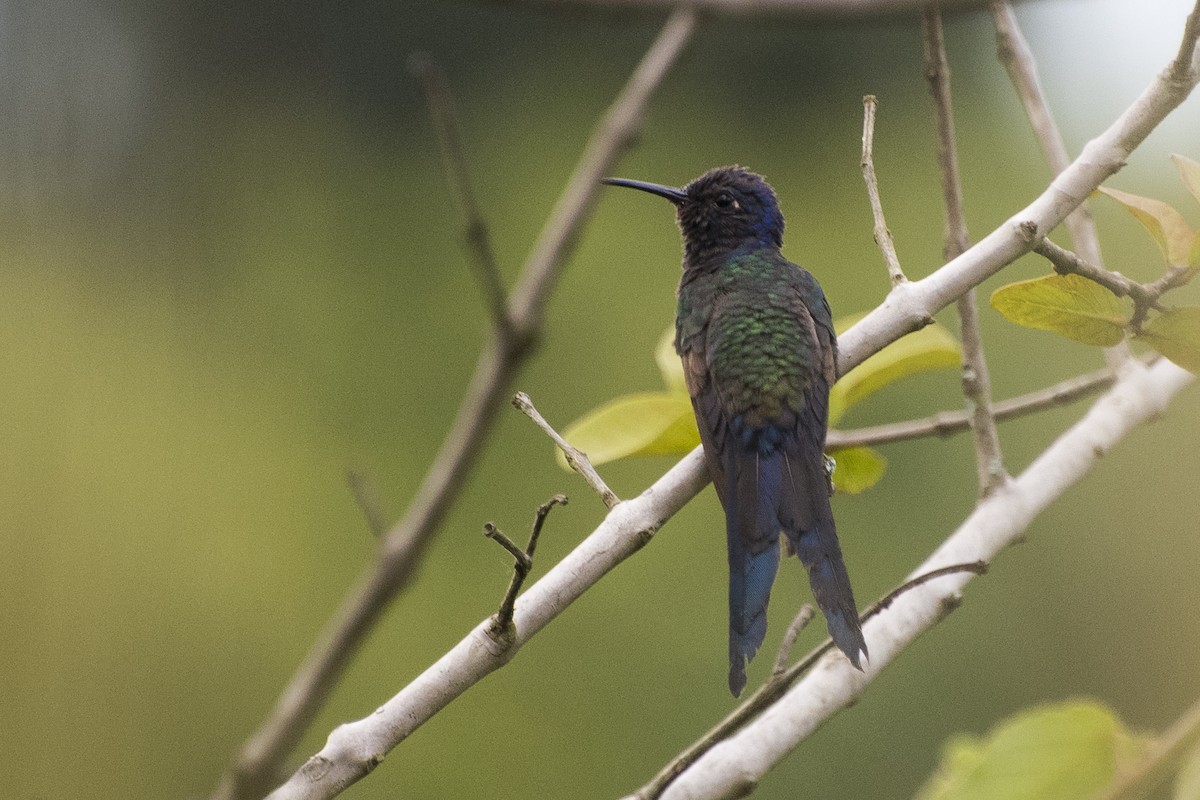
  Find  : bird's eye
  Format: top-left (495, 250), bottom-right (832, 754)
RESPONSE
top-left (714, 192), bottom-right (736, 209)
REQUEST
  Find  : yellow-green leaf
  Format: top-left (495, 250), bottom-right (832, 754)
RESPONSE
top-left (655, 326), bottom-right (687, 394)
top-left (1100, 185), bottom-right (1196, 266)
top-left (1135, 306), bottom-right (1200, 373)
top-left (828, 446), bottom-right (887, 494)
top-left (829, 319), bottom-right (962, 425)
top-left (1172, 153), bottom-right (1200, 207)
top-left (990, 274), bottom-right (1129, 346)
top-left (557, 392), bottom-right (698, 469)
top-left (1174, 742), bottom-right (1200, 800)
top-left (914, 701), bottom-right (1142, 800)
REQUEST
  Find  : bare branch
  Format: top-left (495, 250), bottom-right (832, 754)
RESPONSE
top-left (923, 3), bottom-right (1007, 497)
top-left (989, 0), bottom-right (1134, 367)
top-left (410, 53), bottom-right (511, 335)
top-left (771, 605), bottom-right (815, 678)
top-left (826, 358), bottom-right (1139, 448)
top-left (836, 0), bottom-right (1200, 375)
top-left (269, 449), bottom-right (711, 800)
top-left (860, 95), bottom-right (907, 286)
top-left (631, 562), bottom-right (986, 800)
top-left (485, 494), bottom-right (568, 641)
top-left (212, 11), bottom-right (697, 800)
top-left (650, 359), bottom-right (1193, 800)
top-left (513, 391), bottom-right (620, 508)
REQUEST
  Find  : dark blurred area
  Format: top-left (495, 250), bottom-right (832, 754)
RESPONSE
top-left (2, 1), bottom-right (1198, 798)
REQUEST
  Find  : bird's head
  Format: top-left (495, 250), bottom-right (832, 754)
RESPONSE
top-left (603, 165), bottom-right (784, 262)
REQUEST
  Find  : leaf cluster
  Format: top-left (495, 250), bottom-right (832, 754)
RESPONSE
top-left (991, 155), bottom-right (1200, 371)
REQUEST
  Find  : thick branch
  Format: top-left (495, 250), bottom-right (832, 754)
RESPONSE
top-left (268, 449), bottom-right (711, 800)
top-left (213, 11), bottom-right (697, 800)
top-left (837, 3), bottom-right (1200, 375)
top-left (652, 358), bottom-right (1193, 800)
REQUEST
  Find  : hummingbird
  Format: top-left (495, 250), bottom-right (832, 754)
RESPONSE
top-left (603, 166), bottom-right (867, 696)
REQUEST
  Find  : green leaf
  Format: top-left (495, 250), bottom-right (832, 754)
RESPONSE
top-left (1135, 306), bottom-right (1200, 373)
top-left (1100, 185), bottom-right (1196, 266)
top-left (990, 274), bottom-right (1129, 346)
top-left (829, 319), bottom-right (962, 425)
top-left (655, 325), bottom-right (687, 394)
top-left (914, 701), bottom-right (1142, 800)
top-left (1174, 742), bottom-right (1200, 800)
top-left (1172, 153), bottom-right (1200, 207)
top-left (557, 392), bottom-right (698, 469)
top-left (828, 446), bottom-right (887, 494)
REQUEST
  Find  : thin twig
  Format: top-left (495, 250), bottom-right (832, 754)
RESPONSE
top-left (214, 11), bottom-right (697, 800)
top-left (771, 605), bottom-right (815, 678)
top-left (632, 562), bottom-right (987, 800)
top-left (346, 470), bottom-right (390, 539)
top-left (1034, 239), bottom-right (1194, 330)
top-left (485, 494), bottom-right (568, 641)
top-left (860, 95), bottom-right (907, 286)
top-left (923, 3), bottom-right (1008, 497)
top-left (825, 357), bottom-right (1143, 449)
top-left (513, 391), bottom-right (620, 509)
top-left (409, 53), bottom-right (511, 335)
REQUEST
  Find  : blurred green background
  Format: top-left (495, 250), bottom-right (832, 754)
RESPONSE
top-left (3, 1), bottom-right (1199, 798)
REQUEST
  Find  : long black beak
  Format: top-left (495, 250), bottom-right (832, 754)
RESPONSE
top-left (601, 177), bottom-right (688, 204)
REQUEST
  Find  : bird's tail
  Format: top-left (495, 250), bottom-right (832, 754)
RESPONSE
top-left (725, 447), bottom-right (786, 697)
top-left (786, 518), bottom-right (867, 670)
top-left (727, 530), bottom-right (779, 696)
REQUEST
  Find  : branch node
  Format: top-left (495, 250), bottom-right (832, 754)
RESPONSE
top-left (486, 495), bottom-right (569, 643)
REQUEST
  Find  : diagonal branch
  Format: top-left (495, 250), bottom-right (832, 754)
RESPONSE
top-left (990, 0), bottom-right (1133, 366)
top-left (837, 0), bottom-right (1200, 375)
top-left (211, 10), bottom-right (698, 800)
top-left (650, 357), bottom-right (1193, 800)
top-left (513, 391), bottom-right (620, 508)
